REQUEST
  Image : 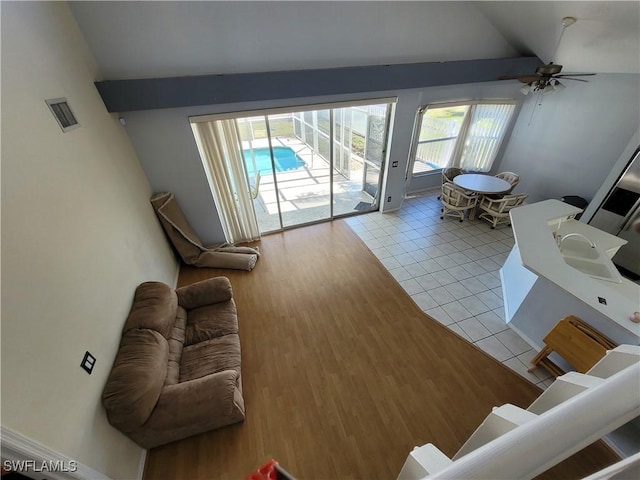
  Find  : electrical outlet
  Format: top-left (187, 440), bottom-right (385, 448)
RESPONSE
top-left (81, 351), bottom-right (96, 374)
top-left (387, 196), bottom-right (392, 202)
top-left (392, 161), bottom-right (398, 167)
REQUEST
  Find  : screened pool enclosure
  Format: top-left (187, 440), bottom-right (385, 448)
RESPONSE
top-left (192, 100), bottom-right (393, 239)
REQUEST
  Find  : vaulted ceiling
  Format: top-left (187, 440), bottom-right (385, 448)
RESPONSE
top-left (476, 1), bottom-right (640, 74)
top-left (69, 1), bottom-right (639, 80)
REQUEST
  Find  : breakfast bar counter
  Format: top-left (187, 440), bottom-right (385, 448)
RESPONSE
top-left (500, 200), bottom-right (640, 362)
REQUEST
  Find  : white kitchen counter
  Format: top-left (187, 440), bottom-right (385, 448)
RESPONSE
top-left (502, 200), bottom-right (640, 350)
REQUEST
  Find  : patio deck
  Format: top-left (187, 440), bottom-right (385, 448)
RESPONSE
top-left (245, 136), bottom-right (375, 233)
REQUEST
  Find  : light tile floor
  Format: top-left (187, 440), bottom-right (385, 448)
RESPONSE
top-left (343, 189), bottom-right (555, 389)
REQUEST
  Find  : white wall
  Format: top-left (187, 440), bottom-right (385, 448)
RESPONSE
top-left (495, 74), bottom-right (640, 203)
top-left (1, 2), bottom-right (177, 478)
top-left (121, 105), bottom-right (227, 244)
top-left (69, 1), bottom-right (517, 79)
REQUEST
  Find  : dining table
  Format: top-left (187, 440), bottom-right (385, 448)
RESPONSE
top-left (453, 173), bottom-right (512, 220)
top-left (453, 173), bottom-right (512, 195)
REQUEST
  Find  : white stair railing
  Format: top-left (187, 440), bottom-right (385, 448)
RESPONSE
top-left (398, 345), bottom-right (640, 480)
top-left (527, 371), bottom-right (604, 414)
top-left (587, 345), bottom-right (640, 379)
top-left (425, 363), bottom-right (639, 479)
top-left (581, 452), bottom-right (640, 480)
top-left (397, 444), bottom-right (452, 480)
top-left (452, 404), bottom-right (537, 460)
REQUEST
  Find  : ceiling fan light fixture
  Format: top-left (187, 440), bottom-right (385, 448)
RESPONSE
top-left (553, 80), bottom-right (566, 92)
top-left (504, 15), bottom-right (594, 96)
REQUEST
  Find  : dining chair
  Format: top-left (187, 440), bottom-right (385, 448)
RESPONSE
top-left (440, 182), bottom-right (479, 222)
top-left (477, 193), bottom-right (528, 228)
top-left (437, 167), bottom-right (463, 200)
top-left (443, 167), bottom-right (463, 184)
top-left (495, 171), bottom-right (520, 194)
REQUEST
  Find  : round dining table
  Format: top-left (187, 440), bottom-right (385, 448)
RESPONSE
top-left (453, 173), bottom-right (512, 195)
top-left (452, 173), bottom-right (512, 220)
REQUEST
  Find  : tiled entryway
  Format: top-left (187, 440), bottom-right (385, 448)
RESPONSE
top-left (344, 189), bottom-right (555, 389)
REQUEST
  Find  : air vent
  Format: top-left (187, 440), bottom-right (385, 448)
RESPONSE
top-left (45, 98), bottom-right (80, 132)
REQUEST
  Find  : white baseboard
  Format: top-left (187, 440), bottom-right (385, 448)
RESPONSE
top-left (172, 260), bottom-right (181, 288)
top-left (406, 186), bottom-right (441, 197)
top-left (137, 448), bottom-right (148, 480)
top-left (0, 427), bottom-right (110, 480)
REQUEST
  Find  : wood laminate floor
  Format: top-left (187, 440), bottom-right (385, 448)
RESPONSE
top-left (143, 220), bottom-right (618, 479)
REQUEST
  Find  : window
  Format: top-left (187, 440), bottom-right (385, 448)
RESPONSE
top-left (412, 105), bottom-right (468, 174)
top-left (410, 101), bottom-right (516, 175)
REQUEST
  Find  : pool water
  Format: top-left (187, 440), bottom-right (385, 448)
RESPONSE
top-left (243, 146), bottom-right (306, 175)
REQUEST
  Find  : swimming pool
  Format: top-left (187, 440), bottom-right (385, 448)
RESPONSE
top-left (243, 146), bottom-right (306, 175)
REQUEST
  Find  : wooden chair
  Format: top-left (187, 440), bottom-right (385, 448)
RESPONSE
top-left (477, 193), bottom-right (528, 228)
top-left (529, 315), bottom-right (617, 377)
top-left (440, 182), bottom-right (478, 222)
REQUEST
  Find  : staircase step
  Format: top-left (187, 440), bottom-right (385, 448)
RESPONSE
top-left (397, 443), bottom-right (452, 480)
top-left (453, 404), bottom-right (537, 460)
top-left (528, 372), bottom-right (604, 414)
top-left (587, 345), bottom-right (640, 379)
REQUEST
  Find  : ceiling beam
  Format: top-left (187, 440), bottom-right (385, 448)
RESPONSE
top-left (95, 56), bottom-right (542, 113)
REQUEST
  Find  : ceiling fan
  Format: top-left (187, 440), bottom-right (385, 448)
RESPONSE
top-left (500, 16), bottom-right (596, 95)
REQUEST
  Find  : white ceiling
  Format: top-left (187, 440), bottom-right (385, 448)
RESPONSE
top-left (69, 1), bottom-right (640, 80)
top-left (476, 1), bottom-right (640, 74)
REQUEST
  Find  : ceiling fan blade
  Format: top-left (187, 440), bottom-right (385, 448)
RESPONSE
top-left (556, 73), bottom-right (596, 77)
top-left (559, 77), bottom-right (590, 82)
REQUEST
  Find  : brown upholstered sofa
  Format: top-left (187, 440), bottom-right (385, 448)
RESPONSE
top-left (102, 277), bottom-right (245, 448)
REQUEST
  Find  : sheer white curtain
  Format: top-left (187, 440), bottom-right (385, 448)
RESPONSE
top-left (458, 103), bottom-right (516, 172)
top-left (191, 119), bottom-right (260, 244)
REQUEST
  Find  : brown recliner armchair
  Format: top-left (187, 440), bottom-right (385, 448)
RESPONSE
top-left (102, 277), bottom-right (245, 448)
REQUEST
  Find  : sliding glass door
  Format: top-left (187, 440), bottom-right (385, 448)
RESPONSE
top-left (197, 99), bottom-right (394, 235)
top-left (237, 115), bottom-right (281, 233)
top-left (331, 103), bottom-right (391, 217)
top-left (276, 108), bottom-right (332, 228)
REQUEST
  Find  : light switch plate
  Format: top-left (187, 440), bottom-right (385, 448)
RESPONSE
top-left (81, 351), bottom-right (96, 374)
